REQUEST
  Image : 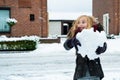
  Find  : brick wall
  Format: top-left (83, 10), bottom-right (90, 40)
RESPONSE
top-left (93, 0), bottom-right (120, 35)
top-left (0, 0), bottom-right (48, 37)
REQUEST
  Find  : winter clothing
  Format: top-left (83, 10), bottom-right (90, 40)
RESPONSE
top-left (63, 37), bottom-right (81, 51)
top-left (93, 23), bottom-right (104, 32)
top-left (64, 37), bottom-right (107, 55)
top-left (63, 38), bottom-right (74, 50)
top-left (96, 42), bottom-right (107, 55)
top-left (64, 38), bottom-right (106, 80)
top-left (73, 54), bottom-right (104, 80)
top-left (63, 23), bottom-right (107, 80)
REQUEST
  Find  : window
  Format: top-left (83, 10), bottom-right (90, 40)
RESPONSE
top-left (0, 8), bottom-right (10, 32)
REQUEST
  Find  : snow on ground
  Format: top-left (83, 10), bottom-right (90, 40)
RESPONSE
top-left (0, 37), bottom-right (120, 80)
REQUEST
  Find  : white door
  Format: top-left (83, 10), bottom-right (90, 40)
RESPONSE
top-left (103, 13), bottom-right (109, 34)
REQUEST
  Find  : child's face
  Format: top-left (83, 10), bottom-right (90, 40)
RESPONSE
top-left (77, 17), bottom-right (88, 30)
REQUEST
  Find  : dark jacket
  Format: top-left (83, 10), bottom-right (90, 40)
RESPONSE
top-left (63, 23), bottom-right (107, 80)
top-left (64, 39), bottom-right (107, 80)
top-left (64, 38), bottom-right (107, 80)
top-left (73, 54), bottom-right (104, 80)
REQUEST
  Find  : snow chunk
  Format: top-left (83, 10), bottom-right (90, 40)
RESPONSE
top-left (76, 28), bottom-right (107, 60)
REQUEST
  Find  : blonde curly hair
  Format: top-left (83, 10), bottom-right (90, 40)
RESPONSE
top-left (67, 15), bottom-right (95, 39)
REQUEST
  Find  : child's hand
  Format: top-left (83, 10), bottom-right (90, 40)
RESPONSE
top-left (96, 42), bottom-right (107, 55)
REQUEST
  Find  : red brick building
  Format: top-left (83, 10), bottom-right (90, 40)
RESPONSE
top-left (93, 0), bottom-right (120, 35)
top-left (0, 0), bottom-right (48, 37)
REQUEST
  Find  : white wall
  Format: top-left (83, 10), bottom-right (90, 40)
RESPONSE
top-left (49, 21), bottom-right (61, 36)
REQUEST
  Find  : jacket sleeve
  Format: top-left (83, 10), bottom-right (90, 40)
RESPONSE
top-left (93, 23), bottom-right (104, 32)
top-left (63, 37), bottom-right (81, 50)
top-left (97, 23), bottom-right (104, 32)
top-left (96, 42), bottom-right (107, 55)
top-left (63, 38), bottom-right (74, 50)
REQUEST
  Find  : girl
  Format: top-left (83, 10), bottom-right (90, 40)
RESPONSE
top-left (63, 15), bottom-right (107, 80)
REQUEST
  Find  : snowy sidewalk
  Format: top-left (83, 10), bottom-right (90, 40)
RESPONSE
top-left (0, 38), bottom-right (120, 80)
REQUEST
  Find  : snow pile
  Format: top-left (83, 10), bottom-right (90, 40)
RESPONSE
top-left (0, 35), bottom-right (40, 42)
top-left (76, 28), bottom-right (107, 59)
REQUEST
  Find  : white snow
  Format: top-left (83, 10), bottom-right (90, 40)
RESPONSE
top-left (0, 35), bottom-right (40, 42)
top-left (76, 28), bottom-right (107, 59)
top-left (0, 35), bottom-right (120, 80)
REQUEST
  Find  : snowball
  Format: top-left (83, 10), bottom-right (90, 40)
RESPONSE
top-left (76, 28), bottom-right (107, 60)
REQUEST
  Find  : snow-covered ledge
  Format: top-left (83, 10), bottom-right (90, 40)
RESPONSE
top-left (39, 35), bottom-right (61, 43)
top-left (0, 35), bottom-right (40, 42)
